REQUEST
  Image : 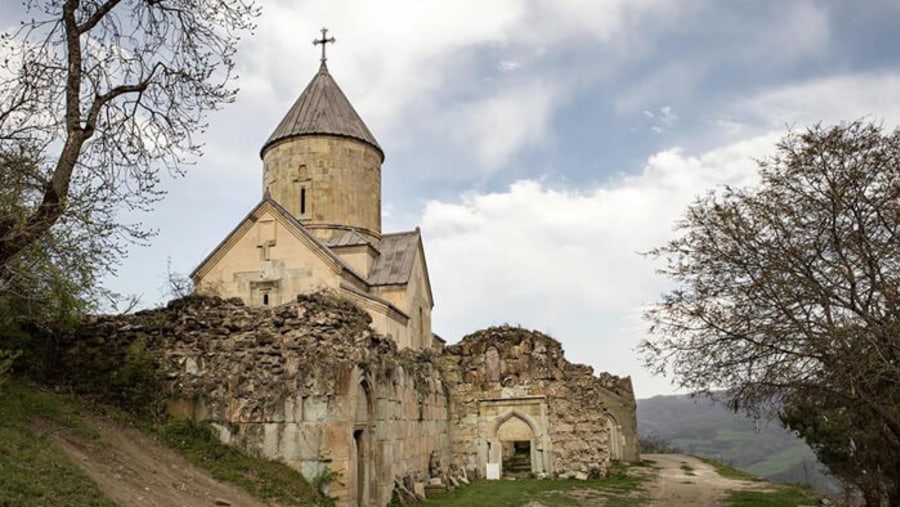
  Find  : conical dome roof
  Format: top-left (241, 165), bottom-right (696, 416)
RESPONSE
top-left (261, 62), bottom-right (383, 160)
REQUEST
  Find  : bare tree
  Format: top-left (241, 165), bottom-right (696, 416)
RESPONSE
top-left (160, 256), bottom-right (192, 300)
top-left (0, 0), bottom-right (260, 268)
top-left (642, 120), bottom-right (900, 506)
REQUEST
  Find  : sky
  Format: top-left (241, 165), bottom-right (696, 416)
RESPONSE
top-left (5, 1), bottom-right (900, 398)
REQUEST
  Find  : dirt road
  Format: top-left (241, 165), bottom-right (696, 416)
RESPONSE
top-left (40, 413), bottom-right (764, 507)
top-left (43, 415), bottom-right (283, 507)
top-left (642, 453), bottom-right (768, 507)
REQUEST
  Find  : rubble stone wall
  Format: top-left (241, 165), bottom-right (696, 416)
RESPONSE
top-left (439, 326), bottom-right (640, 479)
top-left (65, 296), bottom-right (639, 506)
top-left (68, 294), bottom-right (449, 507)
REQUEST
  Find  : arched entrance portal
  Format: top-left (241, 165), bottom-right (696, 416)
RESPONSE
top-left (496, 413), bottom-right (535, 478)
top-left (350, 380), bottom-right (373, 506)
top-left (606, 414), bottom-right (623, 461)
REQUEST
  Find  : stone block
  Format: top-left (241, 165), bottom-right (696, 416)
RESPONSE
top-left (262, 423), bottom-right (281, 458)
top-left (303, 396), bottom-right (328, 422)
top-left (322, 421), bottom-right (351, 459)
top-left (280, 423), bottom-right (298, 460)
top-left (295, 424), bottom-right (322, 459)
top-left (299, 460), bottom-right (322, 481)
top-left (210, 422), bottom-right (232, 445)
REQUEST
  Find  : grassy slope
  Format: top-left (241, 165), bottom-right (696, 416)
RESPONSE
top-left (159, 418), bottom-right (323, 506)
top-left (725, 487), bottom-right (822, 507)
top-left (420, 462), bottom-right (653, 507)
top-left (696, 457), bottom-right (822, 507)
top-left (0, 381), bottom-right (322, 507)
top-left (637, 394), bottom-right (834, 493)
top-left (0, 382), bottom-right (116, 507)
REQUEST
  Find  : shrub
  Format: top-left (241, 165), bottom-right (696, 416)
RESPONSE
top-left (638, 432), bottom-right (681, 454)
top-left (0, 349), bottom-right (18, 388)
top-left (103, 351), bottom-right (166, 418)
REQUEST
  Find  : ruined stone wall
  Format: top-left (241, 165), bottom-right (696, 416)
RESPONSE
top-left (438, 326), bottom-right (639, 480)
top-left (68, 294), bottom-right (450, 507)
top-left (64, 296), bottom-right (639, 505)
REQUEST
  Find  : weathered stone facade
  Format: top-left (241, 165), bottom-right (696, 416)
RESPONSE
top-left (69, 294), bottom-right (638, 507)
top-left (192, 62), bottom-right (434, 351)
top-left (262, 135), bottom-right (383, 244)
top-left (440, 326), bottom-right (640, 480)
top-left (70, 294), bottom-right (449, 507)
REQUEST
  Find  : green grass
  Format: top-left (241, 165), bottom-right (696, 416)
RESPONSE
top-left (680, 462), bottom-right (696, 476)
top-left (159, 418), bottom-right (323, 506)
top-left (0, 381), bottom-right (324, 507)
top-left (419, 463), bottom-right (651, 507)
top-left (0, 382), bottom-right (116, 507)
top-left (725, 485), bottom-right (821, 506)
top-left (744, 445), bottom-right (817, 477)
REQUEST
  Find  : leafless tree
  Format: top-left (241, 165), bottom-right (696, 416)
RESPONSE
top-left (0, 0), bottom-right (260, 269)
top-left (160, 256), bottom-right (192, 299)
top-left (642, 120), bottom-right (900, 506)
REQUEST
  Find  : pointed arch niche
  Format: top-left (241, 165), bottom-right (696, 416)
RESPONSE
top-left (605, 413), bottom-right (624, 461)
top-left (348, 372), bottom-right (374, 507)
top-left (476, 396), bottom-right (552, 478)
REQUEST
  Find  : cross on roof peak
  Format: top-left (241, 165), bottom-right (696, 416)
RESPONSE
top-left (313, 28), bottom-right (336, 64)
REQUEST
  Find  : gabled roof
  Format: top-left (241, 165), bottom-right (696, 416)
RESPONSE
top-left (261, 62), bottom-right (383, 160)
top-left (191, 198), bottom-right (435, 307)
top-left (324, 229), bottom-right (376, 249)
top-left (190, 196), bottom-right (366, 287)
top-left (368, 230), bottom-right (420, 286)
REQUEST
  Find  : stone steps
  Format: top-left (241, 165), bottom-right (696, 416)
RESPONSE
top-left (504, 454), bottom-right (532, 477)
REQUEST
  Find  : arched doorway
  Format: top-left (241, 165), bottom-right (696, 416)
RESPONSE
top-left (606, 414), bottom-right (623, 461)
top-left (496, 414), bottom-right (535, 478)
top-left (350, 380), bottom-right (373, 506)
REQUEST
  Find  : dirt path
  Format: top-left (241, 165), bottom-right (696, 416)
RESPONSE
top-left (642, 453), bottom-right (768, 507)
top-left (39, 415), bottom-right (283, 507)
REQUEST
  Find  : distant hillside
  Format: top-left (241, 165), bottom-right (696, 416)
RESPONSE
top-left (637, 394), bottom-right (837, 494)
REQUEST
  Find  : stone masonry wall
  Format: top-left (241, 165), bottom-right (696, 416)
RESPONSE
top-left (438, 326), bottom-right (639, 480)
top-left (67, 294), bottom-right (450, 507)
top-left (63, 295), bottom-right (639, 505)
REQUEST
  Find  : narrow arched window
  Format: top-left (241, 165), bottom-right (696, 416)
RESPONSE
top-left (263, 293), bottom-right (269, 306)
top-left (300, 187), bottom-right (307, 215)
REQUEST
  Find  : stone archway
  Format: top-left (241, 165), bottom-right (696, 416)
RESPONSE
top-left (349, 379), bottom-right (373, 507)
top-left (493, 410), bottom-right (542, 478)
top-left (606, 414), bottom-right (623, 461)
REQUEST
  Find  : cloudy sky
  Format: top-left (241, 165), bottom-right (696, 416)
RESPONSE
top-left (6, 1), bottom-right (900, 398)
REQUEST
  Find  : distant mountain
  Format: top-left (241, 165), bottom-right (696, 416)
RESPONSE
top-left (637, 394), bottom-right (837, 494)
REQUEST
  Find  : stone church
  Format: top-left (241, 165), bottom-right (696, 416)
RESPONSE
top-left (191, 58), bottom-right (433, 351)
top-left (85, 42), bottom-right (644, 507)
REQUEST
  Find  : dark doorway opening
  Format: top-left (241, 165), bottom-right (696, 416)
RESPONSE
top-left (503, 440), bottom-right (532, 477)
top-left (354, 429), bottom-right (365, 506)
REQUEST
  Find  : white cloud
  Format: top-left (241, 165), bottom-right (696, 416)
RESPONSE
top-left (739, 71), bottom-right (900, 128)
top-left (614, 62), bottom-right (700, 115)
top-left (658, 106), bottom-right (678, 127)
top-left (758, 0), bottom-right (830, 63)
top-left (644, 105), bottom-right (679, 134)
top-left (448, 80), bottom-right (562, 169)
top-left (499, 60), bottom-right (521, 72)
top-left (232, 0), bottom-right (689, 172)
top-left (422, 132), bottom-right (779, 397)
